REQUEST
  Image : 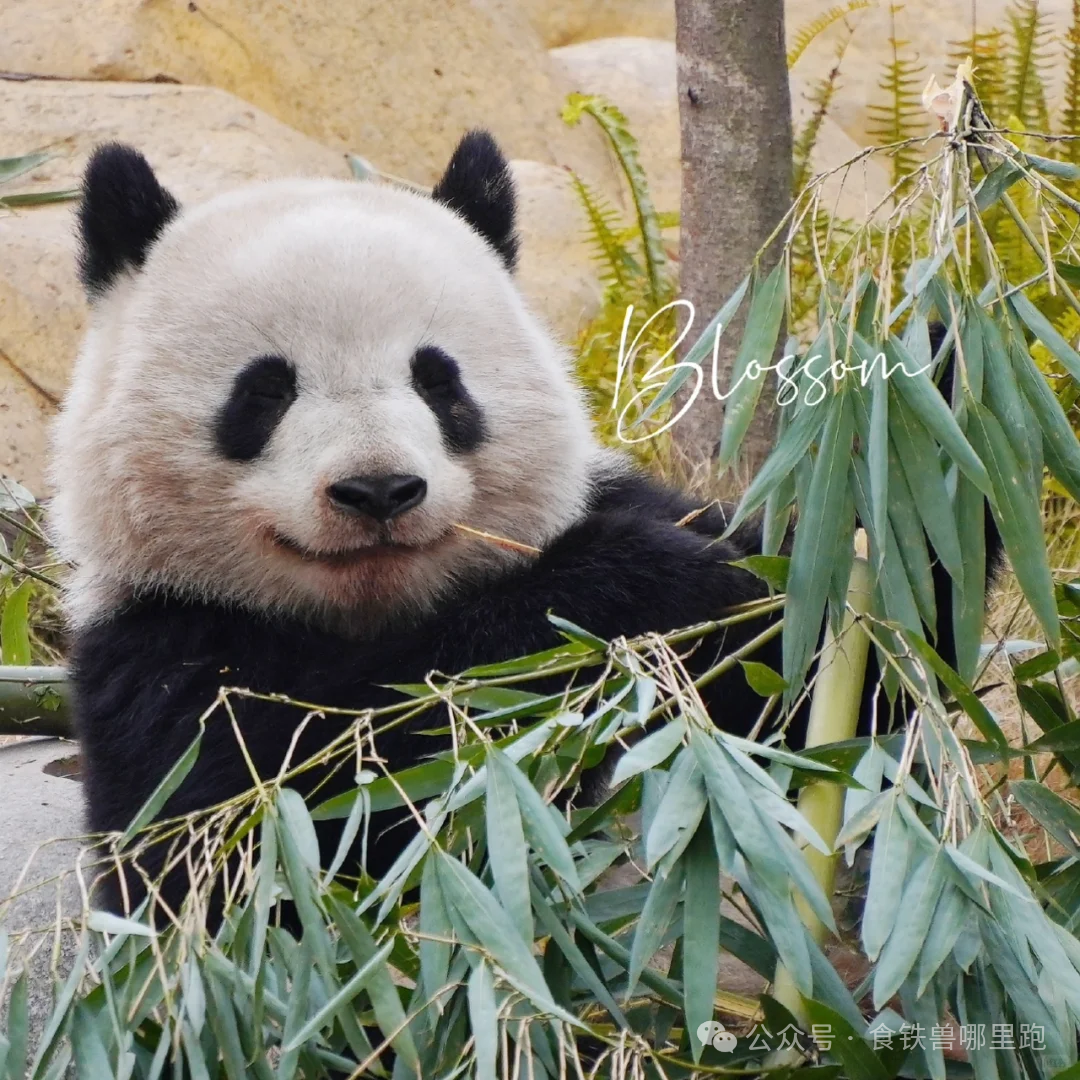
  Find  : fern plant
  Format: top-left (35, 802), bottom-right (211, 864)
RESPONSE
top-left (1006, 0), bottom-right (1054, 132)
top-left (562, 94), bottom-right (679, 467)
top-left (865, 4), bottom-right (927, 192)
top-left (785, 0), bottom-right (872, 71)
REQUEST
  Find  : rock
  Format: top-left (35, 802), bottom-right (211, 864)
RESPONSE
top-left (0, 371), bottom-right (54, 499)
top-left (0, 0), bottom-right (619, 192)
top-left (0, 80), bottom-right (350, 493)
top-left (550, 38), bottom-right (681, 217)
top-left (511, 159), bottom-right (603, 345)
top-left (0, 738), bottom-right (86, 1057)
top-left (521, 0), bottom-right (674, 48)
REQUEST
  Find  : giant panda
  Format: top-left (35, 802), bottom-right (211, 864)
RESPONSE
top-left (49, 133), bottom-right (996, 917)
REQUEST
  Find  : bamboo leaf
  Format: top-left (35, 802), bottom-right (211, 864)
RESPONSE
top-left (743, 865), bottom-right (812, 996)
top-left (980, 309), bottom-right (1038, 484)
top-left (868, 341), bottom-right (890, 561)
top-left (717, 261), bottom-right (788, 471)
top-left (683, 821), bottom-right (721, 1062)
top-left (0, 581), bottom-right (32, 667)
top-left (783, 389), bottom-right (854, 692)
top-left (327, 895), bottom-right (420, 1072)
top-left (1011, 291), bottom-right (1080, 383)
top-left (905, 634), bottom-right (1009, 751)
top-left (873, 846), bottom-right (946, 1007)
top-left (0, 189), bottom-right (78, 209)
top-left (204, 968), bottom-right (248, 1080)
top-left (916, 883), bottom-right (967, 995)
top-left (1010, 779), bottom-right (1080, 856)
top-left (803, 1001), bottom-right (885, 1080)
top-left (739, 660), bottom-right (788, 697)
top-left (28, 935), bottom-right (90, 1080)
top-left (281, 940), bottom-right (393, 1052)
top-left (119, 730), bottom-right (203, 848)
top-left (0, 152), bottom-right (49, 185)
top-left (884, 423), bottom-right (937, 626)
top-left (890, 391), bottom-right (965, 588)
top-left (493, 748), bottom-right (581, 893)
top-left (862, 793), bottom-right (911, 961)
top-left (70, 1002), bottom-right (116, 1080)
top-left (529, 881), bottom-right (627, 1024)
top-left (627, 857), bottom-right (683, 998)
top-left (1010, 327), bottom-right (1080, 503)
top-left (610, 721), bottom-right (683, 786)
top-left (644, 749), bottom-right (707, 870)
top-left (888, 336), bottom-right (992, 495)
top-left (638, 274), bottom-right (751, 421)
top-left (724, 385), bottom-right (828, 535)
top-left (485, 748), bottom-right (534, 940)
top-left (468, 961), bottom-right (499, 1080)
top-left (418, 853), bottom-right (452, 1002)
top-left (728, 555), bottom-right (790, 592)
top-left (435, 853), bottom-right (577, 1024)
top-left (967, 400), bottom-right (1059, 647)
top-left (5, 973), bottom-right (30, 1080)
top-left (952, 465), bottom-right (986, 685)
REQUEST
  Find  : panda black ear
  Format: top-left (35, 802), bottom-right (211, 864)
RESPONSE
top-left (77, 143), bottom-right (180, 300)
top-left (432, 130), bottom-right (518, 271)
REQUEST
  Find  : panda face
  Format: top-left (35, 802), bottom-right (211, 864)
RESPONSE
top-left (50, 138), bottom-right (599, 631)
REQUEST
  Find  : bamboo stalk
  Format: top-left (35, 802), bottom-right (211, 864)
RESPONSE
top-left (767, 541), bottom-right (872, 1059)
top-left (0, 665), bottom-right (72, 737)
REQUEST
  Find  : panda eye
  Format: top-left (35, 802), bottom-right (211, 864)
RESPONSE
top-left (215, 355), bottom-right (297, 461)
top-left (410, 345), bottom-right (488, 454)
top-left (411, 345), bottom-right (461, 396)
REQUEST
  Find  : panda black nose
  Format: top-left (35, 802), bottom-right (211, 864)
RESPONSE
top-left (327, 474), bottom-right (427, 522)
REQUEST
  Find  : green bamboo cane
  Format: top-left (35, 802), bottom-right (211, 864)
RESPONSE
top-left (0, 666), bottom-right (72, 737)
top-left (768, 542), bottom-right (872, 1060)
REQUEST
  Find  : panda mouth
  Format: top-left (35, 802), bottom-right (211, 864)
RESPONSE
top-left (270, 531), bottom-right (424, 565)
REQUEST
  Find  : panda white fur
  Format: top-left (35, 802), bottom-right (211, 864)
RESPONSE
top-left (50, 134), bottom-right (995, 916)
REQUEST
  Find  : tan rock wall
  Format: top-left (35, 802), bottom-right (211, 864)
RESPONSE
top-left (0, 0), bottom-right (619, 191)
top-left (0, 80), bottom-right (351, 493)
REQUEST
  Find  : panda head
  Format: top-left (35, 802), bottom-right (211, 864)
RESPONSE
top-left (50, 133), bottom-right (600, 631)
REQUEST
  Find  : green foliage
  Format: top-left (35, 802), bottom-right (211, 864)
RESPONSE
top-left (865, 4), bottom-right (926, 192)
top-left (1005, 0), bottom-right (1054, 131)
top-left (0, 151), bottom-right (78, 210)
top-left (951, 28), bottom-right (1009, 124)
top-left (0, 479), bottom-right (63, 670)
top-left (1063, 1), bottom-right (1080, 161)
top-left (561, 94), bottom-right (679, 467)
top-left (786, 0), bottom-right (872, 71)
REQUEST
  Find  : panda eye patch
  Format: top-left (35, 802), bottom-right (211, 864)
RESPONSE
top-left (411, 345), bottom-right (461, 393)
top-left (410, 345), bottom-right (488, 453)
top-left (215, 355), bottom-right (297, 461)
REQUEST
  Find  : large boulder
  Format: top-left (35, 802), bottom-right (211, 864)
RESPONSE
top-left (550, 38), bottom-right (681, 217)
top-left (0, 0), bottom-right (619, 192)
top-left (521, 0), bottom-right (674, 48)
top-left (0, 79), bottom-right (351, 494)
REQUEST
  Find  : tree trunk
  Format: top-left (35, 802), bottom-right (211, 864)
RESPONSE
top-left (673, 0), bottom-right (792, 494)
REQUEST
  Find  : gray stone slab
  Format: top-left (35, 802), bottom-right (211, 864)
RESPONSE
top-left (0, 737), bottom-right (87, 1064)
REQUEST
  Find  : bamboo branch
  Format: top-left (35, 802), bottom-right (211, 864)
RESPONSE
top-left (0, 666), bottom-right (72, 737)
